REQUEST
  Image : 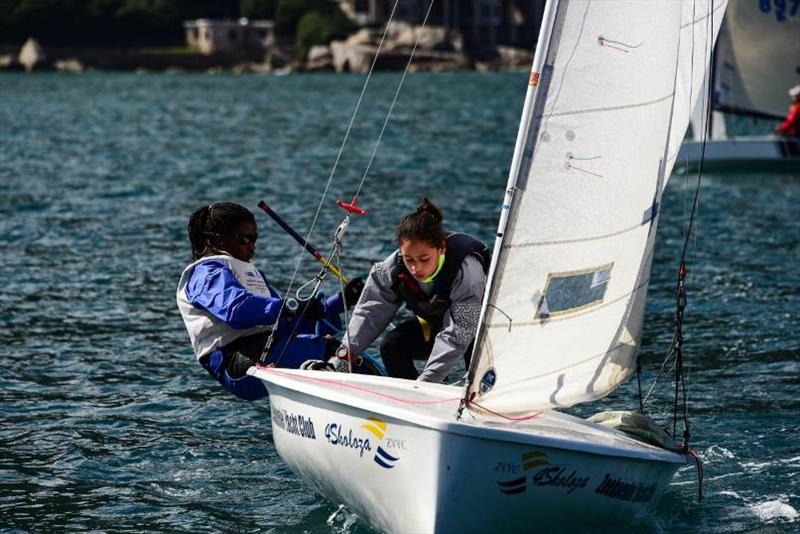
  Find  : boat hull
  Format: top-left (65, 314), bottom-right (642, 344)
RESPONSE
top-left (255, 368), bottom-right (685, 533)
top-left (676, 137), bottom-right (800, 172)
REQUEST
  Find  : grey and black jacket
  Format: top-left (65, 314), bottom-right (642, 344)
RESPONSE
top-left (344, 232), bottom-right (489, 382)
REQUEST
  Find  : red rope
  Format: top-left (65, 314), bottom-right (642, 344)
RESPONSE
top-left (466, 399), bottom-right (543, 422)
top-left (260, 367), bottom-right (544, 422)
top-left (566, 163), bottom-right (603, 177)
top-left (686, 448), bottom-right (704, 502)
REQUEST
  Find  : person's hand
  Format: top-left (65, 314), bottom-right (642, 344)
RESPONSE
top-left (327, 345), bottom-right (361, 372)
top-left (300, 359), bottom-right (334, 371)
top-left (294, 297), bottom-right (324, 321)
top-left (344, 277), bottom-right (365, 308)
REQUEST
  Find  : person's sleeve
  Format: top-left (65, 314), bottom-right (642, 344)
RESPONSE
top-left (777, 106), bottom-right (800, 134)
top-left (186, 261), bottom-right (283, 329)
top-left (324, 292), bottom-right (345, 318)
top-left (343, 256), bottom-right (402, 355)
top-left (418, 255), bottom-right (486, 383)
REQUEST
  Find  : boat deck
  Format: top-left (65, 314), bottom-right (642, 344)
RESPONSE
top-left (251, 366), bottom-right (686, 464)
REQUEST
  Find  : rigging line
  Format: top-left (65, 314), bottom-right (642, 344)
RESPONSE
top-left (680, 0), bottom-right (726, 29)
top-left (271, 216), bottom-right (353, 365)
top-left (684, 0), bottom-right (697, 245)
top-left (682, 0), bottom-right (712, 266)
top-left (672, 0), bottom-right (715, 445)
top-left (353, 0), bottom-right (438, 199)
top-left (684, 0), bottom-right (718, 435)
top-left (333, 246), bottom-right (353, 372)
top-left (322, 0), bottom-right (402, 196)
top-left (260, 1), bottom-right (402, 359)
top-left (641, 332), bottom-right (679, 406)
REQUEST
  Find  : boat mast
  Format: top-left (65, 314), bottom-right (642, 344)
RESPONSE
top-left (461, 0), bottom-right (565, 412)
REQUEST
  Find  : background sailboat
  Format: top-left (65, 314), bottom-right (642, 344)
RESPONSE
top-left (677, 0), bottom-right (800, 171)
top-left (251, 0), bottom-right (726, 531)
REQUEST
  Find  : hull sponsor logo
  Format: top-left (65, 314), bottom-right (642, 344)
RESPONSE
top-left (323, 417), bottom-right (404, 469)
top-left (271, 407), bottom-right (316, 440)
top-left (595, 474), bottom-right (657, 503)
top-left (324, 422), bottom-right (373, 457)
top-left (496, 451), bottom-right (590, 495)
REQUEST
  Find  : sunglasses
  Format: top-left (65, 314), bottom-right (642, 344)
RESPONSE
top-left (235, 233), bottom-right (258, 246)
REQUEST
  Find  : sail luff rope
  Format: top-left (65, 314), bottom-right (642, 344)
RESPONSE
top-left (458, 0), bottom-right (564, 419)
top-left (260, 0), bottom-right (402, 363)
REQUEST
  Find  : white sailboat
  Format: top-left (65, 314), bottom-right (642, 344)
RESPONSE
top-left (677, 0), bottom-right (800, 171)
top-left (251, 1), bottom-right (726, 530)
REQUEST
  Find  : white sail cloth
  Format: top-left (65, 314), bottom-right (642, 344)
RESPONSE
top-left (466, 0), bottom-right (726, 414)
top-left (714, 1), bottom-right (800, 119)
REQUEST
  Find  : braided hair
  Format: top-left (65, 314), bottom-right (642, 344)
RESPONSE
top-left (395, 198), bottom-right (447, 248)
top-left (187, 202), bottom-right (255, 260)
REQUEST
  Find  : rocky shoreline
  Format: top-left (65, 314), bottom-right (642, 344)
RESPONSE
top-left (2, 24), bottom-right (533, 74)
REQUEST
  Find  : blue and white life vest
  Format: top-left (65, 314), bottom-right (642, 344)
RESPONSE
top-left (176, 254), bottom-right (276, 359)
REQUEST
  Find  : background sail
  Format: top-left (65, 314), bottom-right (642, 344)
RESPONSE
top-left (467, 0), bottom-right (726, 414)
top-left (714, 0), bottom-right (800, 120)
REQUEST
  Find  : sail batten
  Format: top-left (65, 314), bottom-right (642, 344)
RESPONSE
top-left (465, 0), bottom-right (726, 415)
top-left (544, 92), bottom-right (675, 117)
top-left (506, 220), bottom-right (649, 248)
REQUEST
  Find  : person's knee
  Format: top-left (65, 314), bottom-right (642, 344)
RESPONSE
top-left (380, 329), bottom-right (406, 361)
top-left (223, 371), bottom-right (268, 401)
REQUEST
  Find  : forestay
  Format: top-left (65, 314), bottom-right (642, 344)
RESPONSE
top-left (466, 0), bottom-right (726, 414)
top-left (714, 0), bottom-right (800, 120)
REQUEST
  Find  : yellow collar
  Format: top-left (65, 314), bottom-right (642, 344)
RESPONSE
top-left (422, 254), bottom-right (445, 284)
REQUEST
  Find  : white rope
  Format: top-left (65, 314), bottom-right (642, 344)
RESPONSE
top-left (265, 0), bottom-right (439, 365)
top-left (354, 0), bottom-right (438, 199)
top-left (263, 0), bottom-right (403, 361)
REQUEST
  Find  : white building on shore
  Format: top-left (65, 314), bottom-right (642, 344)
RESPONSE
top-left (183, 18), bottom-right (274, 55)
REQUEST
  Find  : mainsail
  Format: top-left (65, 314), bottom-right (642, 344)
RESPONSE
top-left (466, 0), bottom-right (726, 414)
top-left (714, 0), bottom-right (800, 120)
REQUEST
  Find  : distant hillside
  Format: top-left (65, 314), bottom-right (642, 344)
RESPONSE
top-left (0, 0), bottom-right (278, 46)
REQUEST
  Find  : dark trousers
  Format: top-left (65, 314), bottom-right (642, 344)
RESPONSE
top-left (379, 319), bottom-right (436, 379)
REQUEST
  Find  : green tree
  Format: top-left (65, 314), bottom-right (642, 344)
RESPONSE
top-left (0, 0), bottom-right (21, 42)
top-left (0, 0), bottom-right (260, 47)
top-left (10, 0), bottom-right (91, 45)
top-left (240, 0), bottom-right (276, 20)
top-left (296, 6), bottom-right (353, 57)
top-left (273, 0), bottom-right (324, 37)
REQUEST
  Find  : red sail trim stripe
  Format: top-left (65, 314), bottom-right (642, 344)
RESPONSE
top-left (260, 367), bottom-right (463, 405)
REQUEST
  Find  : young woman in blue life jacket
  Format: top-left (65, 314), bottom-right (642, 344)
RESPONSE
top-left (333, 199), bottom-right (489, 383)
top-left (176, 202), bottom-right (363, 400)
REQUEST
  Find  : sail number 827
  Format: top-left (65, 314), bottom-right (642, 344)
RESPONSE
top-left (760, 0), bottom-right (800, 21)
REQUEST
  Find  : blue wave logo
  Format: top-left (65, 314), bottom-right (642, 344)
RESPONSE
top-left (497, 476), bottom-right (527, 495)
top-left (361, 417), bottom-right (401, 470)
top-left (374, 446), bottom-right (399, 469)
top-left (496, 451), bottom-right (549, 494)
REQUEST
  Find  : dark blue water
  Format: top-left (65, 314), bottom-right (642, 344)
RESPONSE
top-left (1, 72), bottom-right (798, 532)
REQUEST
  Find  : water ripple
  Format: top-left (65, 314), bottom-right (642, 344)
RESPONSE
top-left (1, 72), bottom-right (798, 532)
